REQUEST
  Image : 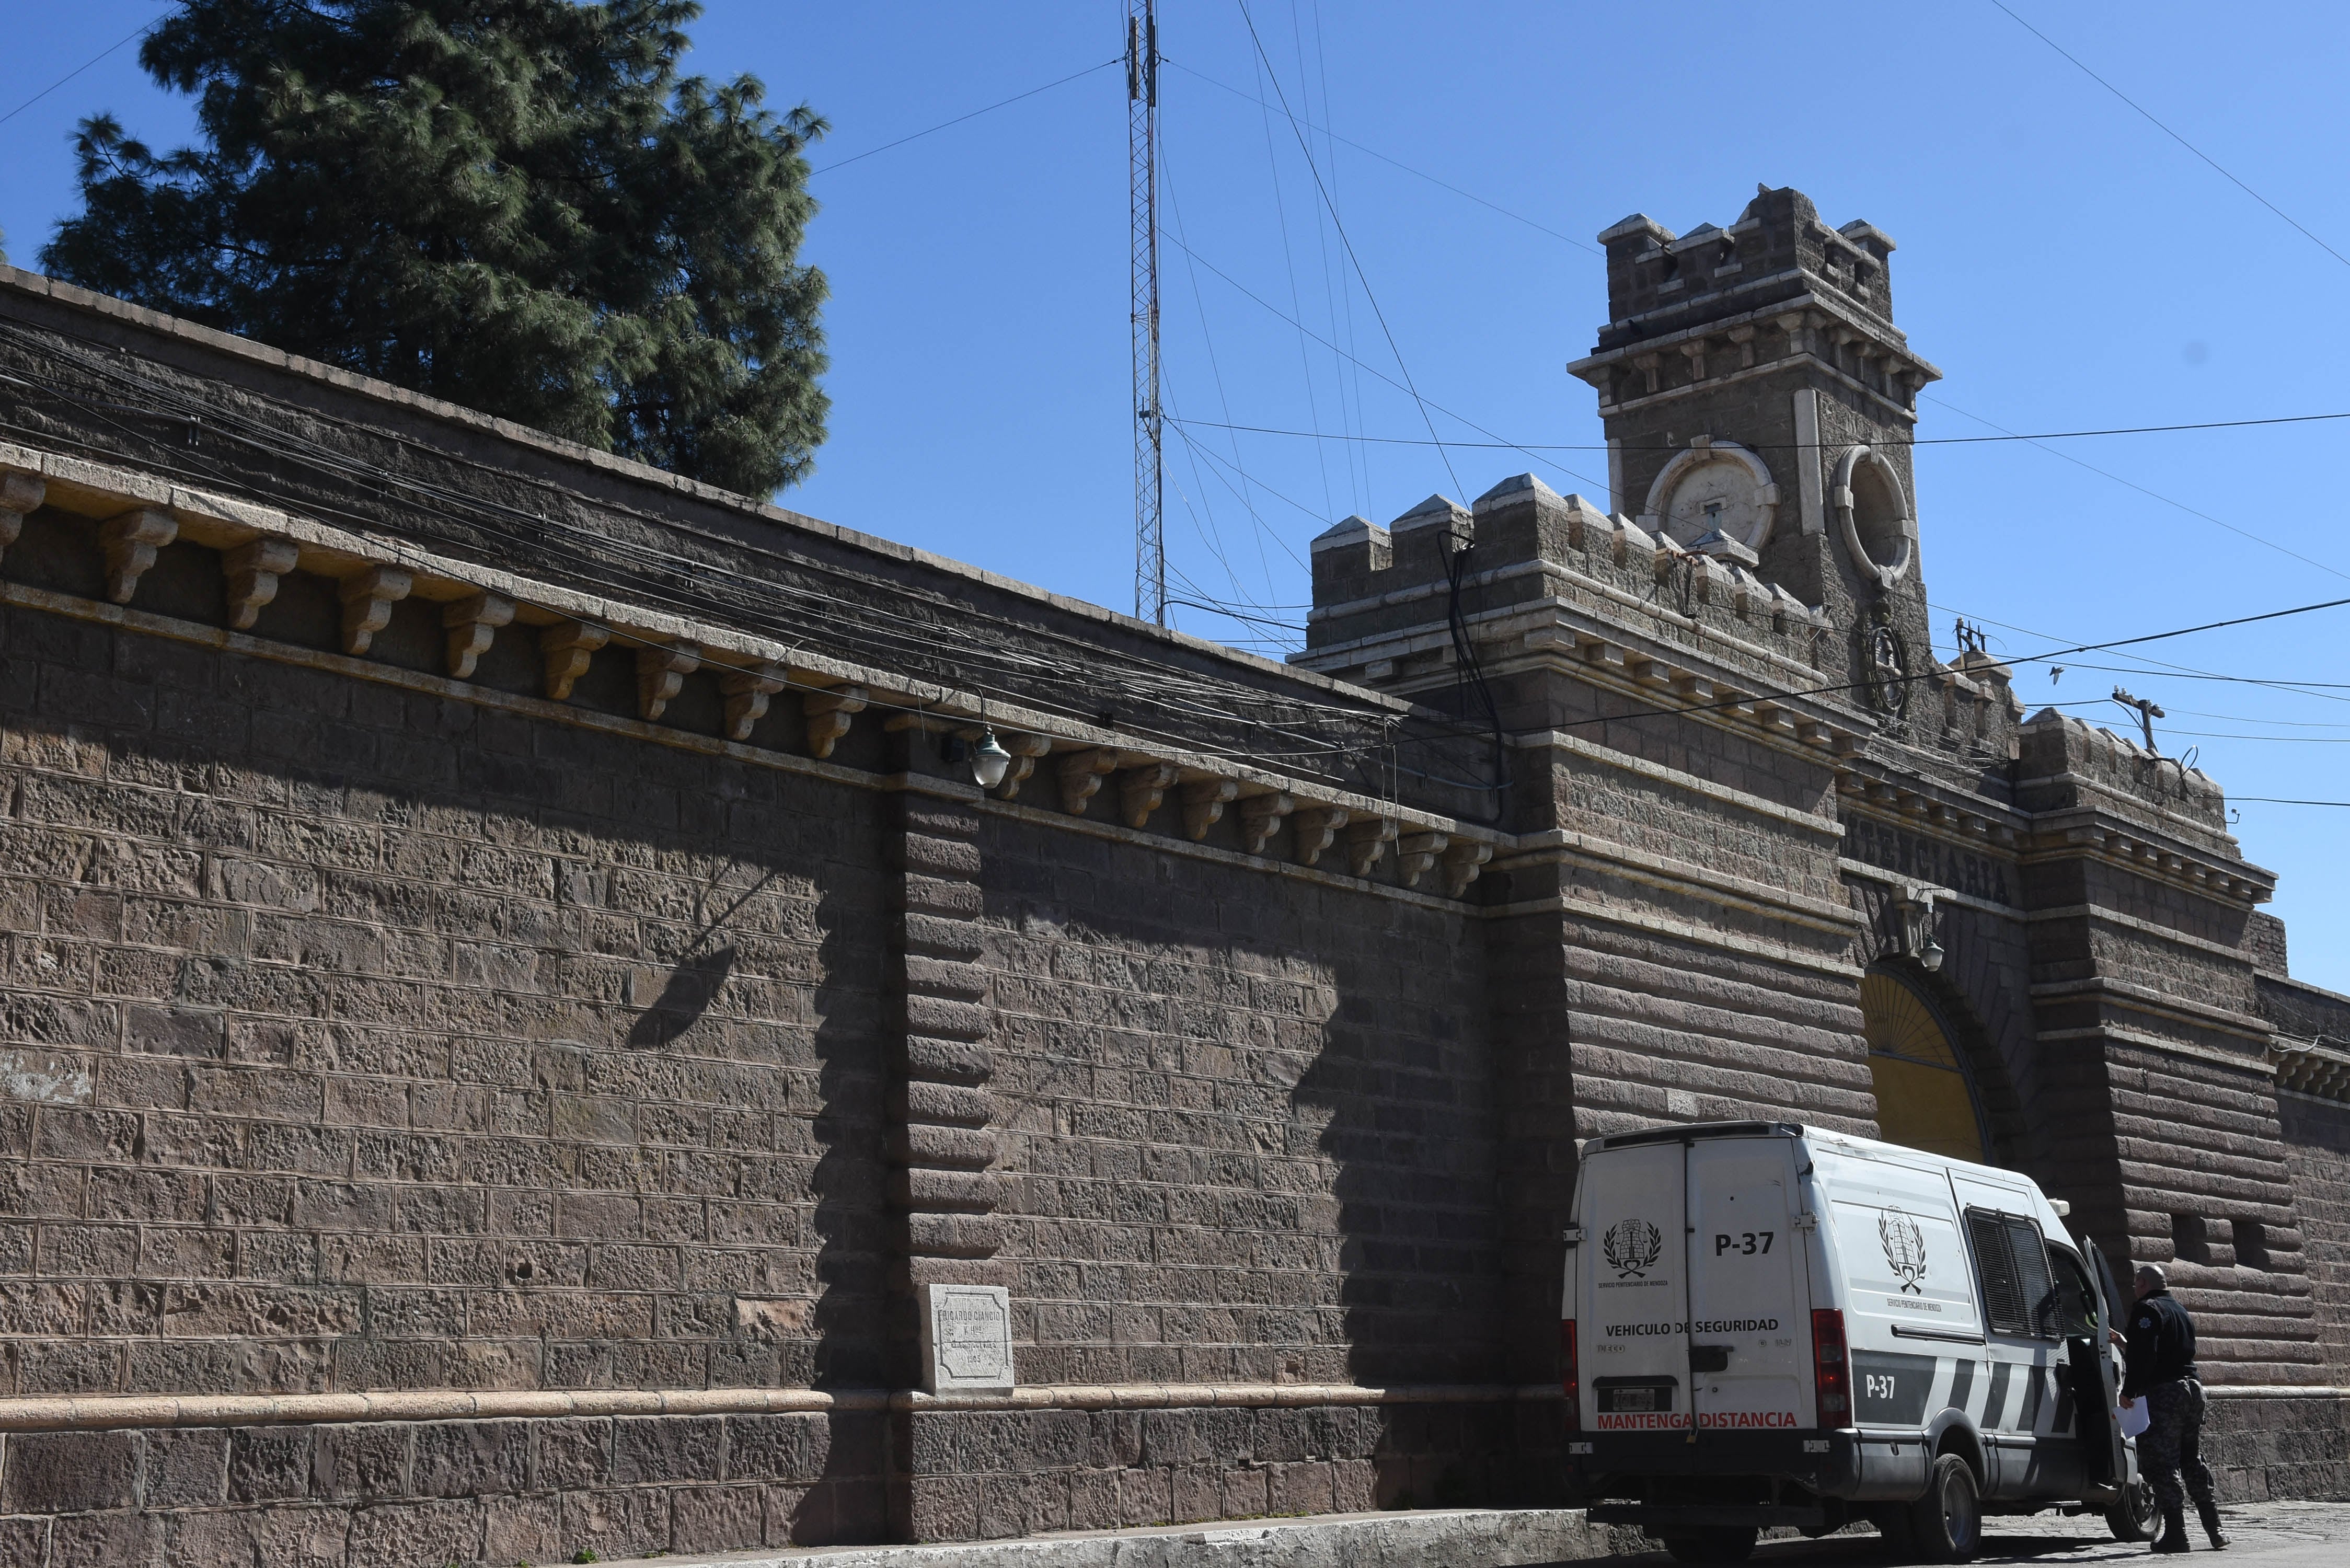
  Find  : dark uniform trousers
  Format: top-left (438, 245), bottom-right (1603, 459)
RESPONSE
top-left (2141, 1376), bottom-right (2217, 1517)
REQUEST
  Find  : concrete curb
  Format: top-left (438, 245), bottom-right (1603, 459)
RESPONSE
top-left (586, 1508), bottom-right (1651, 1567)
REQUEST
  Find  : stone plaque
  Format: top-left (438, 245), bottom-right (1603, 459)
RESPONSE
top-left (918, 1283), bottom-right (1015, 1394)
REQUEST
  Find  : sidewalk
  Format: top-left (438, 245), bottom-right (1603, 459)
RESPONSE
top-left (584, 1507), bottom-right (1647, 1567)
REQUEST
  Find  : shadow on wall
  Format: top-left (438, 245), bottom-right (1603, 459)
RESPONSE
top-left (1286, 908), bottom-right (1505, 1509)
top-left (626, 942), bottom-right (739, 1049)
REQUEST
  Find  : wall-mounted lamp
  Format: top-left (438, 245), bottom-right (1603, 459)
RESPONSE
top-left (971, 728), bottom-right (1012, 790)
top-left (1894, 885), bottom-right (1950, 974)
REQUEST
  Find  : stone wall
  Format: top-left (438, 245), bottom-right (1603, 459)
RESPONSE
top-left (0, 587), bottom-right (894, 1408)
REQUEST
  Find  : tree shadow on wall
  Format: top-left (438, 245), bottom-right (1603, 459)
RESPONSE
top-left (625, 942), bottom-right (739, 1049)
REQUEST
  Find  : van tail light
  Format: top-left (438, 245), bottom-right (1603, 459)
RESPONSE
top-left (1561, 1319), bottom-right (1581, 1431)
top-left (1812, 1308), bottom-right (1850, 1429)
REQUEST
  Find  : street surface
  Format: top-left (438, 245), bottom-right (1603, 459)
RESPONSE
top-left (1589, 1502), bottom-right (2348, 1568)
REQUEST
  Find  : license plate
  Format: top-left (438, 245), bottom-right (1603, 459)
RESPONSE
top-left (1610, 1388), bottom-right (1657, 1412)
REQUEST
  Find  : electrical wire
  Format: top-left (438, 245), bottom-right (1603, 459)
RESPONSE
top-left (1922, 395), bottom-right (2350, 584)
top-left (1165, 409), bottom-right (2350, 452)
top-left (1234, 0), bottom-right (1465, 502)
top-left (808, 57), bottom-right (1122, 176)
top-left (1987, 1), bottom-right (2350, 272)
top-left (1162, 58), bottom-right (1598, 253)
top-left (0, 13), bottom-right (162, 129)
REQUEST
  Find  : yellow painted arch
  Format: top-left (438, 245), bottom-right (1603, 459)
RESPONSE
top-left (1862, 970), bottom-right (1987, 1162)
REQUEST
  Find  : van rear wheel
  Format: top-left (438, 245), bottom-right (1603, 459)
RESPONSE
top-left (1659, 1527), bottom-right (1759, 1563)
top-left (1906, 1454), bottom-right (1983, 1563)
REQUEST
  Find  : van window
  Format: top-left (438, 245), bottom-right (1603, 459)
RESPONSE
top-left (2043, 1246), bottom-right (2097, 1338)
top-left (1964, 1208), bottom-right (2056, 1339)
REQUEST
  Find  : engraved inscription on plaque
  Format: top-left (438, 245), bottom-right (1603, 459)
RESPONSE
top-left (919, 1283), bottom-right (1015, 1394)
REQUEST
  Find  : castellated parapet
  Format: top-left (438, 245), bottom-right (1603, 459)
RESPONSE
top-left (1569, 186), bottom-right (1942, 709)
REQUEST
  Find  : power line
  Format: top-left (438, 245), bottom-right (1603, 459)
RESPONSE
top-left (1553, 591), bottom-right (2350, 737)
top-left (1168, 408), bottom-right (2350, 452)
top-left (1158, 229), bottom-right (1616, 499)
top-left (1923, 394), bottom-right (2350, 584)
top-left (1987, 0), bottom-right (2350, 271)
top-left (1164, 58), bottom-right (1598, 253)
top-left (2233, 797), bottom-right (2350, 808)
top-left (0, 14), bottom-right (161, 130)
top-left (809, 56), bottom-right (1121, 176)
top-left (1234, 1), bottom-right (1464, 501)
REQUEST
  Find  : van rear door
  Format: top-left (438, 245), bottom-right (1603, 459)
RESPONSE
top-left (1686, 1136), bottom-right (1811, 1432)
top-left (1579, 1139), bottom-right (1690, 1432)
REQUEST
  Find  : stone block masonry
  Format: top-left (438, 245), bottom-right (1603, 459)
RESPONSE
top-left (0, 176), bottom-right (2345, 1568)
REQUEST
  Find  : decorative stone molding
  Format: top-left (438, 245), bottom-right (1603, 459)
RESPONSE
top-left (635, 641), bottom-right (700, 723)
top-left (539, 619), bottom-right (609, 700)
top-left (1182, 778), bottom-right (1240, 840)
top-left (441, 590), bottom-right (515, 679)
top-left (0, 470), bottom-right (43, 564)
top-left (1831, 444), bottom-right (1916, 591)
top-left (1443, 841), bottom-right (1494, 898)
top-left (991, 733), bottom-right (1054, 800)
top-left (1057, 747), bottom-right (1120, 815)
top-left (719, 662), bottom-right (789, 741)
top-left (99, 506), bottom-right (177, 603)
top-left (221, 537), bottom-right (298, 630)
top-left (336, 564), bottom-right (412, 655)
top-left (1119, 761), bottom-right (1179, 829)
top-left (1346, 817), bottom-right (1399, 878)
top-left (2273, 1036), bottom-right (2350, 1102)
top-left (802, 684), bottom-right (867, 758)
top-left (1239, 791), bottom-right (1295, 854)
top-left (1398, 832), bottom-right (1449, 889)
top-left (1293, 805), bottom-right (1350, 867)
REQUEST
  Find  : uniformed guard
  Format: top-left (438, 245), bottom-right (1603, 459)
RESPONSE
top-left (2119, 1263), bottom-right (2227, 1553)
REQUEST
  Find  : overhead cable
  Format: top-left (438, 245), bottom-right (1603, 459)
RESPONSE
top-left (1987, 0), bottom-right (2350, 271)
top-left (809, 57), bottom-right (1122, 176)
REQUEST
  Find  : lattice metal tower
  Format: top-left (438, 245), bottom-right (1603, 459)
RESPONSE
top-left (1126, 0), bottom-right (1164, 626)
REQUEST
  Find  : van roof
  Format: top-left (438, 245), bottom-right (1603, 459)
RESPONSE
top-left (1590, 1120), bottom-right (1802, 1151)
top-left (1587, 1121), bottom-right (2048, 1193)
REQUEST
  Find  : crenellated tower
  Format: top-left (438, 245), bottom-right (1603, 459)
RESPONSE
top-left (1567, 184), bottom-right (1941, 716)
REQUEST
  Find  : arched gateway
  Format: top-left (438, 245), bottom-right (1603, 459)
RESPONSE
top-left (1862, 967), bottom-right (1990, 1161)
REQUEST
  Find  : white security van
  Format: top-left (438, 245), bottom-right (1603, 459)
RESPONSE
top-left (1563, 1121), bottom-right (2154, 1564)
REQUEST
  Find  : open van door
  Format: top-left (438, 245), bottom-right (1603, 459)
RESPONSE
top-left (2054, 1244), bottom-right (2124, 1492)
top-left (2087, 1242), bottom-right (2157, 1542)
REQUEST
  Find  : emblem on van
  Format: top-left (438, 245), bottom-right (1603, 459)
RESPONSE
top-left (1603, 1219), bottom-right (1664, 1278)
top-left (1879, 1208), bottom-right (1928, 1293)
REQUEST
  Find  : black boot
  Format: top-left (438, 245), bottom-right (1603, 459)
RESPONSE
top-left (2196, 1501), bottom-right (2229, 1550)
top-left (2151, 1504), bottom-right (2191, 1553)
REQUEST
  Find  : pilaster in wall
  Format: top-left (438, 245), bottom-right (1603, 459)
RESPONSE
top-left (885, 773), bottom-right (1012, 1537)
top-left (2013, 714), bottom-right (2323, 1385)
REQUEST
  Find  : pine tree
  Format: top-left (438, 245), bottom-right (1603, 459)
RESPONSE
top-left (43, 0), bottom-right (830, 497)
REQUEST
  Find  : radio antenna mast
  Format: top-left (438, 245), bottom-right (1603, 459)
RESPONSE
top-left (1126, 0), bottom-right (1165, 626)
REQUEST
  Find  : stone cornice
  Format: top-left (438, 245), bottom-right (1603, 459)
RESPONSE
top-left (0, 442), bottom-right (1514, 903)
top-left (1527, 731), bottom-right (1848, 837)
top-left (2018, 809), bottom-right (2274, 905)
top-left (1497, 833), bottom-right (1860, 934)
top-left (2038, 1023), bottom-right (2276, 1076)
top-left (2030, 976), bottom-right (2274, 1042)
top-left (0, 266), bottom-right (1382, 707)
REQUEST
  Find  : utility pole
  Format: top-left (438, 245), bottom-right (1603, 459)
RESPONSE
top-left (2113, 686), bottom-right (2165, 753)
top-left (1126, 0), bottom-right (1164, 626)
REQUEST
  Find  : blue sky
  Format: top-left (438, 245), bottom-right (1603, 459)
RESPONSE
top-left (6, 2), bottom-right (2350, 993)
